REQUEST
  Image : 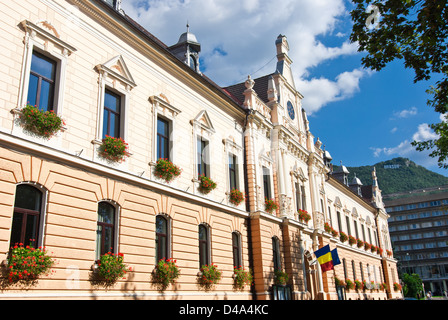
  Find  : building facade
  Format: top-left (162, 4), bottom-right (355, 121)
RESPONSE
top-left (385, 187), bottom-right (448, 296)
top-left (0, 0), bottom-right (400, 300)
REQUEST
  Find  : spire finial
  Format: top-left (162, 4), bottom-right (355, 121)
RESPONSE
top-left (186, 21), bottom-right (190, 33)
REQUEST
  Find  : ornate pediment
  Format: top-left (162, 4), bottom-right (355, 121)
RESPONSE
top-left (191, 110), bottom-right (215, 135)
top-left (96, 55), bottom-right (136, 89)
top-left (291, 165), bottom-right (308, 182)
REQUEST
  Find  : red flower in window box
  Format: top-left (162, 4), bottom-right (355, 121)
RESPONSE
top-left (298, 209), bottom-right (311, 223)
top-left (229, 188), bottom-right (245, 206)
top-left (233, 266), bottom-right (253, 289)
top-left (6, 241), bottom-right (55, 284)
top-left (198, 175), bottom-right (217, 194)
top-left (96, 252), bottom-right (131, 283)
top-left (264, 198), bottom-right (278, 214)
top-left (98, 135), bottom-right (130, 163)
top-left (19, 104), bottom-right (65, 139)
top-left (348, 235), bottom-right (357, 246)
top-left (339, 231), bottom-right (348, 243)
top-left (154, 158), bottom-right (182, 182)
top-left (199, 263), bottom-right (222, 288)
top-left (153, 258), bottom-right (180, 290)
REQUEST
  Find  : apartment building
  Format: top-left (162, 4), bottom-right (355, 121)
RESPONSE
top-left (385, 187), bottom-right (448, 296)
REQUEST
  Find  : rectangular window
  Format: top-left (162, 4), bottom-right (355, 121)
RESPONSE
top-left (103, 89), bottom-right (121, 138)
top-left (263, 167), bottom-right (271, 200)
top-left (157, 117), bottom-right (170, 160)
top-left (346, 216), bottom-right (351, 235)
top-left (229, 154), bottom-right (238, 190)
top-left (27, 51), bottom-right (57, 112)
top-left (197, 137), bottom-right (209, 177)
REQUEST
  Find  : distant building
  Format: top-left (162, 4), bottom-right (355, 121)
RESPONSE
top-left (384, 186), bottom-right (448, 295)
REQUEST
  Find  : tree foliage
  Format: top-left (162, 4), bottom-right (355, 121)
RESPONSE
top-left (402, 273), bottom-right (424, 299)
top-left (337, 157), bottom-right (448, 195)
top-left (350, 0), bottom-right (448, 168)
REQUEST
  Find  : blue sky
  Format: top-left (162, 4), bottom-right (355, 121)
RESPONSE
top-left (121, 0), bottom-right (446, 177)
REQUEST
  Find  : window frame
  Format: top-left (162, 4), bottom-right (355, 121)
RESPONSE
top-left (17, 20), bottom-right (76, 115)
top-left (232, 231), bottom-right (242, 268)
top-left (149, 95), bottom-right (181, 166)
top-left (156, 117), bottom-right (170, 161)
top-left (27, 51), bottom-right (57, 112)
top-left (197, 136), bottom-right (210, 178)
top-left (198, 224), bottom-right (211, 268)
top-left (272, 236), bottom-right (281, 271)
top-left (10, 183), bottom-right (47, 249)
top-left (155, 215), bottom-right (170, 263)
top-left (263, 166), bottom-right (272, 200)
top-left (96, 201), bottom-right (120, 260)
top-left (102, 88), bottom-right (122, 139)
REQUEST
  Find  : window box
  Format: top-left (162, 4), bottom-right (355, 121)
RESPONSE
top-left (198, 175), bottom-right (217, 194)
top-left (98, 135), bottom-right (130, 163)
top-left (265, 198), bottom-right (278, 214)
top-left (274, 269), bottom-right (289, 285)
top-left (152, 258), bottom-right (180, 290)
top-left (198, 263), bottom-right (222, 289)
top-left (5, 242), bottom-right (55, 284)
top-left (298, 209), bottom-right (311, 223)
top-left (339, 231), bottom-right (348, 243)
top-left (233, 266), bottom-right (253, 290)
top-left (154, 158), bottom-right (182, 183)
top-left (18, 104), bottom-right (65, 139)
top-left (229, 188), bottom-right (245, 206)
top-left (92, 252), bottom-right (131, 284)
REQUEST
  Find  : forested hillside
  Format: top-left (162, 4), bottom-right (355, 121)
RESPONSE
top-left (333, 158), bottom-right (448, 195)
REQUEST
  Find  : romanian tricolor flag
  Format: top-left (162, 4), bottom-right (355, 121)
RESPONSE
top-left (314, 245), bottom-right (334, 272)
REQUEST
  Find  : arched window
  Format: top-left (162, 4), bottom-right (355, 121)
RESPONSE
top-left (96, 202), bottom-right (116, 260)
top-left (272, 236), bottom-right (281, 271)
top-left (232, 232), bottom-right (241, 268)
top-left (10, 184), bottom-right (43, 248)
top-left (156, 215), bottom-right (169, 262)
top-left (199, 224), bottom-right (210, 268)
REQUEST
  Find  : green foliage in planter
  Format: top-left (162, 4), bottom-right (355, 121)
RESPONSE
top-left (153, 258), bottom-right (180, 289)
top-left (154, 158), bottom-right (182, 182)
top-left (264, 198), bottom-right (278, 214)
top-left (19, 104), bottom-right (65, 139)
top-left (298, 209), bottom-right (311, 223)
top-left (348, 235), bottom-right (357, 246)
top-left (98, 135), bottom-right (130, 162)
top-left (274, 269), bottom-right (289, 285)
top-left (233, 266), bottom-right (253, 289)
top-left (345, 278), bottom-right (355, 290)
top-left (339, 231), bottom-right (348, 243)
top-left (199, 263), bottom-right (222, 288)
top-left (229, 188), bottom-right (245, 206)
top-left (97, 252), bottom-right (131, 283)
top-left (198, 175), bottom-right (217, 194)
top-left (355, 279), bottom-right (363, 291)
top-left (6, 242), bottom-right (55, 284)
top-left (357, 239), bottom-right (364, 248)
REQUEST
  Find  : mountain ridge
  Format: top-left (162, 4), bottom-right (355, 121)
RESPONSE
top-left (333, 157), bottom-right (448, 196)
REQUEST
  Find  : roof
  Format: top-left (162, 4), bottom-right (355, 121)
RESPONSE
top-left (96, 0), bottom-right (245, 112)
top-left (224, 74), bottom-right (274, 105)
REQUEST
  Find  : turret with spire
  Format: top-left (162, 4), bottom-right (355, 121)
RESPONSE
top-left (168, 23), bottom-right (201, 73)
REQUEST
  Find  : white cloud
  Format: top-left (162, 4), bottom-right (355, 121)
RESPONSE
top-left (121, 0), bottom-right (362, 109)
top-left (392, 106), bottom-right (418, 119)
top-left (297, 67), bottom-right (372, 114)
top-left (371, 123), bottom-right (439, 168)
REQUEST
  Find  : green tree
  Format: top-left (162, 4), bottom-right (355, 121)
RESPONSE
top-left (402, 273), bottom-right (424, 299)
top-left (350, 0), bottom-right (448, 168)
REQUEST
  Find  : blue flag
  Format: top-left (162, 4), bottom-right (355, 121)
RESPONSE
top-left (331, 248), bottom-right (341, 266)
